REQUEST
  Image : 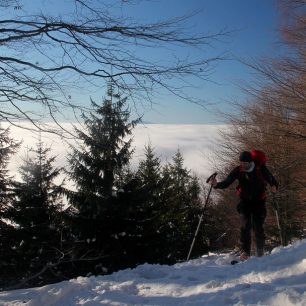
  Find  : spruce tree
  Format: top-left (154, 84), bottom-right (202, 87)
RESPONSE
top-left (0, 126), bottom-right (20, 210)
top-left (5, 139), bottom-right (64, 287)
top-left (66, 84), bottom-right (140, 275)
top-left (161, 149), bottom-right (201, 262)
top-left (129, 143), bottom-right (163, 263)
top-left (68, 84), bottom-right (139, 205)
top-left (0, 126), bottom-right (20, 285)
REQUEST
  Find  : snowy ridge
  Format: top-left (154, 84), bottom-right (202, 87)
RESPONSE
top-left (1, 240), bottom-right (306, 306)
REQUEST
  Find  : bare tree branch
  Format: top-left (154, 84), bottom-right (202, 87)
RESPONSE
top-left (0, 0), bottom-right (227, 135)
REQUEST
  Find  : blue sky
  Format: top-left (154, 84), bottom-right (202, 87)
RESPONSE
top-left (120, 0), bottom-right (281, 124)
top-left (7, 0), bottom-right (282, 124)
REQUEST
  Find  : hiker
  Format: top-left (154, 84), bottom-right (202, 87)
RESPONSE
top-left (209, 150), bottom-right (278, 260)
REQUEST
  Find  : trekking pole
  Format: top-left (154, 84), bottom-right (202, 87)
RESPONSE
top-left (272, 194), bottom-right (284, 246)
top-left (186, 172), bottom-right (217, 261)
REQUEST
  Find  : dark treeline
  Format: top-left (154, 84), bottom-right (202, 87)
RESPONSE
top-left (0, 84), bottom-right (221, 290)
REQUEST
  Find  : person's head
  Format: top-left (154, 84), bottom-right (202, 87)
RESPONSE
top-left (239, 151), bottom-right (253, 171)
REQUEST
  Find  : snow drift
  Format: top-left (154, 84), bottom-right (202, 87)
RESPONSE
top-left (1, 239), bottom-right (306, 305)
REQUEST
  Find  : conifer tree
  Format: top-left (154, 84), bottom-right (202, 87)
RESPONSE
top-left (5, 139), bottom-right (64, 287)
top-left (160, 149), bottom-right (202, 262)
top-left (68, 83), bottom-right (139, 204)
top-left (137, 143), bottom-right (162, 209)
top-left (138, 143), bottom-right (161, 181)
top-left (115, 145), bottom-right (202, 265)
top-left (0, 126), bottom-right (20, 210)
top-left (129, 143), bottom-right (163, 263)
top-left (0, 126), bottom-right (20, 285)
top-left (66, 83), bottom-right (140, 275)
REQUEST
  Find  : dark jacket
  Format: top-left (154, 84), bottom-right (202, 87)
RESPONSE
top-left (214, 164), bottom-right (278, 201)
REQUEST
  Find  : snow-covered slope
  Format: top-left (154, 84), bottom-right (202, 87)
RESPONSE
top-left (1, 240), bottom-right (306, 306)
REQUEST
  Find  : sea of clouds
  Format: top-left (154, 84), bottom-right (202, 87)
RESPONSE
top-left (4, 123), bottom-right (225, 185)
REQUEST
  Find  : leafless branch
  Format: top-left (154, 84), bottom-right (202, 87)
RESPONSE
top-left (0, 0), bottom-right (227, 135)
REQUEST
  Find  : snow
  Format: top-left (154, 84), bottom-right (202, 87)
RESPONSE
top-left (2, 240), bottom-right (306, 305)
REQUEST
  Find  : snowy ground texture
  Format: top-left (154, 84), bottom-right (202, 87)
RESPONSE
top-left (1, 240), bottom-right (306, 306)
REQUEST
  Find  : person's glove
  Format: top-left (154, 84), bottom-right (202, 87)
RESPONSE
top-left (209, 177), bottom-right (217, 187)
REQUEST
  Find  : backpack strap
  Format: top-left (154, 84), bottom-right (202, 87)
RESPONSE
top-left (255, 164), bottom-right (267, 200)
top-left (235, 165), bottom-right (244, 197)
top-left (236, 163), bottom-right (267, 199)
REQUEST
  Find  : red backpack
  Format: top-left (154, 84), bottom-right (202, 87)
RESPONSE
top-left (236, 149), bottom-right (268, 199)
top-left (251, 149), bottom-right (267, 167)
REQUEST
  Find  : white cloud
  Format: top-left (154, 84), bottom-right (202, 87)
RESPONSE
top-left (132, 124), bottom-right (224, 177)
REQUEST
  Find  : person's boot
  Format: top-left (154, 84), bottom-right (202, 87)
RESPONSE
top-left (239, 252), bottom-right (250, 261)
top-left (257, 248), bottom-right (264, 257)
